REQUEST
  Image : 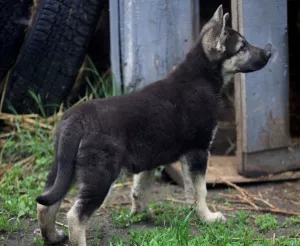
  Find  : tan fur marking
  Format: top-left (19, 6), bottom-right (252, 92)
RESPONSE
top-left (131, 170), bottom-right (156, 214)
top-left (67, 201), bottom-right (87, 246)
top-left (194, 175), bottom-right (226, 222)
top-left (37, 202), bottom-right (65, 243)
top-left (180, 159), bottom-right (226, 223)
top-left (222, 47), bottom-right (250, 85)
top-left (234, 37), bottom-right (244, 51)
top-left (180, 159), bottom-right (195, 203)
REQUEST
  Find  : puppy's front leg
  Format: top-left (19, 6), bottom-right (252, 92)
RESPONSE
top-left (180, 150), bottom-right (226, 222)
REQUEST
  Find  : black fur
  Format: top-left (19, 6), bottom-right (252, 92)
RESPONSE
top-left (36, 21), bottom-right (271, 223)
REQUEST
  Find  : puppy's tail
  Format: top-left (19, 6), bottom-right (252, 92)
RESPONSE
top-left (36, 123), bottom-right (82, 206)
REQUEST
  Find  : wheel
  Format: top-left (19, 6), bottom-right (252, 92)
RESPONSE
top-left (2, 0), bottom-right (107, 115)
top-left (0, 0), bottom-right (32, 82)
top-left (67, 2), bottom-right (111, 105)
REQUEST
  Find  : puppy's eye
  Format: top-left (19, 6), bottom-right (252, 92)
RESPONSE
top-left (239, 44), bottom-right (247, 52)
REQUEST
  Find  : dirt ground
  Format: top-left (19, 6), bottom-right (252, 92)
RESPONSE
top-left (2, 177), bottom-right (300, 246)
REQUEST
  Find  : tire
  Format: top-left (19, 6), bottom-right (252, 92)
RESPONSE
top-left (67, 2), bottom-right (110, 105)
top-left (2, 0), bottom-right (107, 115)
top-left (0, 0), bottom-right (32, 82)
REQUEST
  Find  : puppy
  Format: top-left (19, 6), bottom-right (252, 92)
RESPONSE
top-left (36, 5), bottom-right (271, 246)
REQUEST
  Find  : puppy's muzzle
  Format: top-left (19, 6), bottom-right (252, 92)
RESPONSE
top-left (242, 44), bottom-right (272, 73)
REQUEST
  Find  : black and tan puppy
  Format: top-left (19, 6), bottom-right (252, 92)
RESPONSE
top-left (36, 5), bottom-right (272, 246)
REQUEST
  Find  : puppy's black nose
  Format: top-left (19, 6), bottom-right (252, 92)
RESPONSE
top-left (264, 43), bottom-right (273, 59)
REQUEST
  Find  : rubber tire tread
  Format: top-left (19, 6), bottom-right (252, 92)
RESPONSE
top-left (0, 0), bottom-right (32, 82)
top-left (3, 0), bottom-right (106, 114)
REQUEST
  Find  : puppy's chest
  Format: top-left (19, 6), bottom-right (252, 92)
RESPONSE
top-left (182, 108), bottom-right (218, 142)
top-left (184, 125), bottom-right (217, 151)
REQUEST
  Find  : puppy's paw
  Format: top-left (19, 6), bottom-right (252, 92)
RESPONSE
top-left (131, 206), bottom-right (154, 221)
top-left (130, 202), bottom-right (147, 215)
top-left (130, 206), bottom-right (143, 216)
top-left (44, 229), bottom-right (67, 244)
top-left (198, 211), bottom-right (227, 223)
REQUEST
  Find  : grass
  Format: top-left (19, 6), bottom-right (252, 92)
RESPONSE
top-left (0, 125), bottom-right (53, 232)
top-left (91, 224), bottom-right (103, 246)
top-left (3, 124), bottom-right (299, 246)
top-left (110, 202), bottom-right (300, 246)
top-left (255, 213), bottom-right (279, 232)
top-left (112, 208), bottom-right (149, 228)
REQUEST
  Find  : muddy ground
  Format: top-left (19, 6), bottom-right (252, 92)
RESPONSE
top-left (1, 177), bottom-right (300, 246)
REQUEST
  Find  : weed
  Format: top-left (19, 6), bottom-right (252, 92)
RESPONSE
top-left (81, 57), bottom-right (119, 100)
top-left (112, 211), bottom-right (193, 246)
top-left (69, 186), bottom-right (78, 197)
top-left (112, 208), bottom-right (148, 228)
top-left (91, 224), bottom-right (103, 246)
top-left (224, 201), bottom-right (232, 207)
top-left (0, 235), bottom-right (8, 245)
top-left (110, 205), bottom-right (300, 246)
top-left (33, 237), bottom-right (46, 245)
top-left (28, 91), bottom-right (47, 118)
top-left (0, 214), bottom-right (20, 232)
top-left (110, 207), bottom-right (258, 246)
top-left (148, 201), bottom-right (193, 226)
top-left (285, 215), bottom-right (300, 225)
top-left (254, 213), bottom-right (279, 232)
top-left (0, 122), bottom-right (54, 231)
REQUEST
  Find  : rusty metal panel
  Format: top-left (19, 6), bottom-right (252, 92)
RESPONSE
top-left (110, 0), bottom-right (199, 93)
top-left (239, 0), bottom-right (290, 153)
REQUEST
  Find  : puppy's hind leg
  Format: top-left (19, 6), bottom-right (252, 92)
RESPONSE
top-left (131, 170), bottom-right (156, 214)
top-left (37, 202), bottom-right (65, 243)
top-left (67, 172), bottom-right (118, 246)
top-left (180, 150), bottom-right (226, 223)
top-left (67, 135), bottom-right (122, 246)
top-left (37, 162), bottom-right (66, 244)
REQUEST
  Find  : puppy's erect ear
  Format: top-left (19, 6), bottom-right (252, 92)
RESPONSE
top-left (212, 5), bottom-right (223, 23)
top-left (201, 8), bottom-right (230, 60)
top-left (221, 13), bottom-right (230, 33)
top-left (216, 13), bottom-right (230, 51)
top-left (200, 5), bottom-right (223, 35)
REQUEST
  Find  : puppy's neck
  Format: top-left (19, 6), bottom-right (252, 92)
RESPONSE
top-left (167, 42), bottom-right (224, 94)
